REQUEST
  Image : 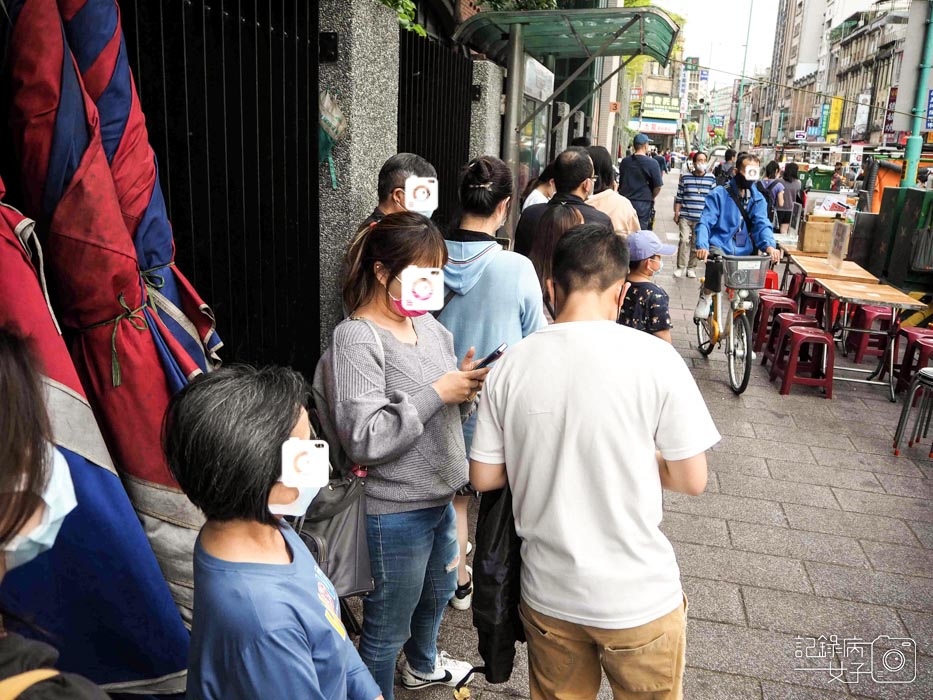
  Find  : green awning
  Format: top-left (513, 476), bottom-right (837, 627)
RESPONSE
top-left (452, 7), bottom-right (680, 67)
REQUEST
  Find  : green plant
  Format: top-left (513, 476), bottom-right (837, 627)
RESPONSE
top-left (376, 0), bottom-right (426, 36)
top-left (479, 0), bottom-right (558, 10)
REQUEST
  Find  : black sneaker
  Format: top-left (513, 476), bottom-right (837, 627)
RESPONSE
top-left (448, 565), bottom-right (472, 610)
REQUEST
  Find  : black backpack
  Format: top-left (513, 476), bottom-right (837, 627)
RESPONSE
top-left (755, 180), bottom-right (780, 225)
top-left (714, 161), bottom-right (734, 187)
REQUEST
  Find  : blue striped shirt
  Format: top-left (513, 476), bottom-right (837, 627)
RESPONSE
top-left (675, 173), bottom-right (717, 221)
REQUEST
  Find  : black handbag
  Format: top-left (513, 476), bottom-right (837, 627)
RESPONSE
top-left (295, 468), bottom-right (373, 598)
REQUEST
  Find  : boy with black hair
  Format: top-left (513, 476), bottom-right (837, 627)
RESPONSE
top-left (358, 153), bottom-right (437, 232)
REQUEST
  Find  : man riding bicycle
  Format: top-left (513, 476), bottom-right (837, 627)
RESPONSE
top-left (693, 152), bottom-right (781, 320)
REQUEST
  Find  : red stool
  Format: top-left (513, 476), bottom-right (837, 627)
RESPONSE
top-left (770, 327), bottom-right (835, 398)
top-left (889, 327), bottom-right (933, 386)
top-left (897, 337), bottom-right (933, 393)
top-left (753, 294), bottom-right (797, 353)
top-left (762, 313), bottom-right (820, 369)
top-left (844, 305), bottom-right (891, 364)
top-left (765, 269), bottom-right (779, 290)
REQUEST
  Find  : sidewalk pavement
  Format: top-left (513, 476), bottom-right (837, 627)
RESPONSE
top-left (394, 170), bottom-right (933, 700)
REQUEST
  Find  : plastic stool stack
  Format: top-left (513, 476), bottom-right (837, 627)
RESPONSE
top-left (893, 367), bottom-right (933, 457)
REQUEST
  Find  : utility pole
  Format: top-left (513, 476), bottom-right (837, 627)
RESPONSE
top-left (735, 0), bottom-right (754, 147)
top-left (904, 0), bottom-right (933, 186)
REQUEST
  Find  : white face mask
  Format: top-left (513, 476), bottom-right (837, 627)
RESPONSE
top-left (3, 447), bottom-right (77, 572)
top-left (268, 485), bottom-right (321, 518)
top-left (695, 162), bottom-right (708, 172)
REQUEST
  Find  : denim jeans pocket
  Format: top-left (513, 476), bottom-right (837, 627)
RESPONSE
top-left (602, 631), bottom-right (675, 693)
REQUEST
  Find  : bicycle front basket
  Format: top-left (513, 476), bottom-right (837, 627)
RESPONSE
top-left (722, 255), bottom-right (770, 290)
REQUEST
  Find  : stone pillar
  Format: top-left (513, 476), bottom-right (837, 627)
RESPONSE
top-left (318, 0), bottom-right (400, 348)
top-left (469, 60), bottom-right (504, 160)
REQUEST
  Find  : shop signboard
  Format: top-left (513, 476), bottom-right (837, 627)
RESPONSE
top-left (884, 87), bottom-right (898, 135)
top-left (819, 103), bottom-right (831, 139)
top-left (828, 96), bottom-right (844, 134)
top-left (852, 94), bottom-right (870, 140)
top-left (641, 93), bottom-right (680, 120)
top-left (794, 130), bottom-right (807, 141)
top-left (685, 56), bottom-right (699, 72)
top-left (927, 89), bottom-right (933, 131)
top-left (630, 86), bottom-right (643, 102)
top-left (524, 57), bottom-right (554, 103)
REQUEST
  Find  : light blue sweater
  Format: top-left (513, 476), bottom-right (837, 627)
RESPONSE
top-left (438, 232), bottom-right (547, 447)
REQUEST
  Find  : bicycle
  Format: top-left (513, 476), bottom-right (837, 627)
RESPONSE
top-left (694, 254), bottom-right (772, 394)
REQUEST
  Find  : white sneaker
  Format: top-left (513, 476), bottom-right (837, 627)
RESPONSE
top-left (466, 540), bottom-right (473, 556)
top-left (686, 269), bottom-right (697, 278)
top-left (400, 651), bottom-right (475, 690)
top-left (694, 294), bottom-right (712, 320)
top-left (449, 565), bottom-right (473, 610)
top-left (673, 268), bottom-right (684, 278)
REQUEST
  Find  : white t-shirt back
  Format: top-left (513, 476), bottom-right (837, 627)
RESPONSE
top-left (470, 320), bottom-right (720, 629)
top-left (522, 188), bottom-right (549, 211)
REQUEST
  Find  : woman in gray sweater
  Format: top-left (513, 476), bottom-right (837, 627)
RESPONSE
top-left (314, 212), bottom-right (488, 699)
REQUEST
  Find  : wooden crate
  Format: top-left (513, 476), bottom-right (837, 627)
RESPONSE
top-left (798, 218), bottom-right (837, 253)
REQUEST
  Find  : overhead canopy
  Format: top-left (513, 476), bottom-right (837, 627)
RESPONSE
top-left (452, 7), bottom-right (680, 67)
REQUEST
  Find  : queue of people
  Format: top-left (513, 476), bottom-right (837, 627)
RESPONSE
top-left (1, 137), bottom-right (727, 700)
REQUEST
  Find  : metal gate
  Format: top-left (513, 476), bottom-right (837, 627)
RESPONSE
top-left (397, 31), bottom-right (473, 228)
top-left (119, 0), bottom-right (321, 375)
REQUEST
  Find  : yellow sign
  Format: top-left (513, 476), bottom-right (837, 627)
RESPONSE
top-left (754, 126), bottom-right (762, 147)
top-left (827, 134), bottom-right (838, 144)
top-left (828, 96), bottom-right (844, 133)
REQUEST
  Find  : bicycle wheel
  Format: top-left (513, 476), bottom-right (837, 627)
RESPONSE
top-left (695, 315), bottom-right (716, 357)
top-left (727, 313), bottom-right (753, 394)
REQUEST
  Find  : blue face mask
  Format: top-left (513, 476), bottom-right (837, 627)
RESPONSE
top-left (3, 447), bottom-right (77, 572)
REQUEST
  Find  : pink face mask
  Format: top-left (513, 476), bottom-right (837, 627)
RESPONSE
top-left (386, 276), bottom-right (429, 318)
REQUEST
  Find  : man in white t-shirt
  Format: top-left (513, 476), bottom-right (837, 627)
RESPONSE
top-left (469, 224), bottom-right (721, 700)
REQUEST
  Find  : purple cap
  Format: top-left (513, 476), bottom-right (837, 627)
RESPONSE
top-left (627, 230), bottom-right (677, 261)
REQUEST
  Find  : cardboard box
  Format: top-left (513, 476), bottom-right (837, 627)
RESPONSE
top-left (798, 218), bottom-right (838, 253)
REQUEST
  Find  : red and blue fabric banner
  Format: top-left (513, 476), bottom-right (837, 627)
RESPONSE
top-left (0, 185), bottom-right (189, 694)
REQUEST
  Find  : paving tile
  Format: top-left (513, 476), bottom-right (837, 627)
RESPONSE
top-left (874, 473), bottom-right (933, 500)
top-left (898, 609), bottom-right (933, 656)
top-left (660, 511), bottom-right (731, 547)
top-left (783, 504), bottom-right (921, 547)
top-left (850, 434), bottom-right (918, 458)
top-left (664, 492), bottom-right (788, 527)
top-left (674, 542), bottom-right (812, 594)
top-left (684, 667), bottom-right (763, 700)
top-left (832, 488), bottom-right (933, 524)
top-left (761, 681), bottom-right (853, 699)
top-left (683, 576), bottom-right (746, 626)
top-left (714, 435), bottom-right (815, 464)
top-left (907, 520), bottom-right (933, 549)
top-left (717, 419), bottom-right (759, 438)
top-left (718, 406), bottom-right (798, 428)
top-left (808, 446), bottom-right (926, 478)
top-left (806, 561), bottom-right (933, 611)
top-left (709, 450), bottom-right (771, 477)
top-left (705, 471), bottom-right (721, 493)
top-left (829, 404), bottom-right (903, 425)
top-left (847, 659), bottom-right (933, 700)
top-left (719, 473), bottom-right (839, 509)
top-left (752, 423), bottom-right (856, 451)
top-left (687, 620), bottom-right (851, 692)
top-left (743, 586), bottom-right (906, 640)
top-left (790, 414), bottom-right (895, 440)
top-left (768, 459), bottom-right (885, 493)
top-left (729, 521), bottom-right (870, 568)
top-left (859, 540), bottom-right (933, 579)
top-left (741, 394), bottom-right (837, 416)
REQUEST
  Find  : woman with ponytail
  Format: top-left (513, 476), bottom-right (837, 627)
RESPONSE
top-left (314, 212), bottom-right (486, 699)
top-left (435, 156), bottom-right (546, 610)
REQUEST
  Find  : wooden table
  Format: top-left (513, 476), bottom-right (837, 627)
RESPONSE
top-left (779, 244), bottom-right (827, 259)
top-left (788, 255), bottom-right (878, 283)
top-left (814, 278), bottom-right (927, 401)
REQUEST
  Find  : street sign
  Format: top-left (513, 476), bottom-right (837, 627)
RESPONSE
top-left (794, 130), bottom-right (806, 141)
top-left (685, 56), bottom-right (699, 72)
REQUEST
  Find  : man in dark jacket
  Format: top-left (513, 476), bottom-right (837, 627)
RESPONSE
top-left (617, 133), bottom-right (663, 229)
top-left (356, 152), bottom-right (437, 233)
top-left (514, 147), bottom-right (611, 256)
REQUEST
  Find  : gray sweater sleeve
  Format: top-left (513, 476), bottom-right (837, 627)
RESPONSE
top-left (329, 321), bottom-right (445, 465)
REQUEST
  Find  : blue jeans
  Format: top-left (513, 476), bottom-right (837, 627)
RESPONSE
top-left (359, 503), bottom-right (458, 699)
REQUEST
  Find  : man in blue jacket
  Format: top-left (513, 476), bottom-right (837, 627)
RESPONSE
top-left (693, 153), bottom-right (781, 320)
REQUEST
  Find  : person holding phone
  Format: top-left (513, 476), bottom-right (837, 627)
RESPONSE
top-left (315, 212), bottom-right (486, 698)
top-left (437, 156), bottom-right (546, 611)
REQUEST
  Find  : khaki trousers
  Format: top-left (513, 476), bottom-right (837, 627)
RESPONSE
top-left (677, 218), bottom-right (699, 271)
top-left (519, 598), bottom-right (687, 700)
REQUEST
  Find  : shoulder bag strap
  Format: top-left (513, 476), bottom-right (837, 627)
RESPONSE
top-left (430, 289), bottom-right (457, 319)
top-left (725, 184), bottom-right (754, 234)
top-left (0, 669), bottom-right (61, 699)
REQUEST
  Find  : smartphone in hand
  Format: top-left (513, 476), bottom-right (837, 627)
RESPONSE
top-left (475, 343), bottom-right (508, 369)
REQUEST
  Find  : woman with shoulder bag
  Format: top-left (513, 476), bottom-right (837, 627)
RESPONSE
top-left (315, 212), bottom-right (488, 699)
